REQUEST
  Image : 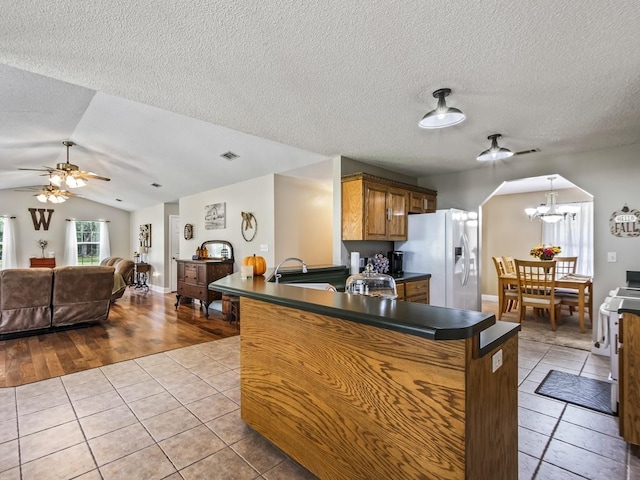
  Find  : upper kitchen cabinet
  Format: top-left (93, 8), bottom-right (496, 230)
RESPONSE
top-left (342, 173), bottom-right (437, 241)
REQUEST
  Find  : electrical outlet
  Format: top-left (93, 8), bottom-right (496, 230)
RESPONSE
top-left (607, 252), bottom-right (617, 263)
top-left (260, 244), bottom-right (269, 252)
top-left (492, 349), bottom-right (503, 373)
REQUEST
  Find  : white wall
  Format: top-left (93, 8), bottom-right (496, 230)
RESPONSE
top-left (274, 175), bottom-right (332, 266)
top-left (419, 142), bottom-right (640, 305)
top-left (130, 203), bottom-right (165, 290)
top-left (179, 175), bottom-right (276, 272)
top-left (0, 190), bottom-right (130, 267)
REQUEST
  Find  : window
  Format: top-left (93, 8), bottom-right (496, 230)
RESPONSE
top-left (76, 221), bottom-right (101, 265)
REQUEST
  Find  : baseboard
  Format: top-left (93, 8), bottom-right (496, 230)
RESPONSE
top-left (482, 294), bottom-right (498, 303)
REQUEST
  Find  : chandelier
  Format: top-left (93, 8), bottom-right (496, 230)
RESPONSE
top-left (524, 177), bottom-right (579, 223)
top-left (36, 184), bottom-right (70, 204)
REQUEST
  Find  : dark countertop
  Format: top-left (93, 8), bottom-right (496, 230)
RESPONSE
top-left (619, 298), bottom-right (640, 315)
top-left (210, 270), bottom-right (501, 342)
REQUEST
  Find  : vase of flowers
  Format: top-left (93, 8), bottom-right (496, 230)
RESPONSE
top-left (37, 239), bottom-right (48, 258)
top-left (530, 245), bottom-right (561, 260)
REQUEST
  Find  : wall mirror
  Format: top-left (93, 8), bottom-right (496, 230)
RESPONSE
top-left (200, 240), bottom-right (234, 261)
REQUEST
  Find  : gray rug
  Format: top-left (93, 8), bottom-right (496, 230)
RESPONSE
top-left (535, 370), bottom-right (613, 415)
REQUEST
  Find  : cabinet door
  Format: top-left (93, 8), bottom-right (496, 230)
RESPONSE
top-left (425, 194), bottom-right (437, 213)
top-left (409, 192), bottom-right (425, 214)
top-left (387, 187), bottom-right (408, 241)
top-left (364, 183), bottom-right (390, 240)
top-left (395, 282), bottom-right (406, 300)
top-left (405, 279), bottom-right (430, 304)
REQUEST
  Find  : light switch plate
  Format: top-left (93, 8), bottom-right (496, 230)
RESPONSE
top-left (492, 349), bottom-right (503, 373)
top-left (260, 244), bottom-right (269, 252)
top-left (607, 252), bottom-right (617, 263)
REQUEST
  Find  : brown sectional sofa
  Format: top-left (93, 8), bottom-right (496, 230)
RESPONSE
top-left (0, 265), bottom-right (115, 337)
top-left (100, 257), bottom-right (135, 301)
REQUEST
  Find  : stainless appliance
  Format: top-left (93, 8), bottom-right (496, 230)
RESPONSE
top-left (600, 273), bottom-right (640, 413)
top-left (387, 250), bottom-right (404, 277)
top-left (395, 209), bottom-right (479, 310)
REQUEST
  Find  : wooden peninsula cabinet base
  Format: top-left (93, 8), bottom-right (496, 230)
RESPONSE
top-left (240, 297), bottom-right (518, 480)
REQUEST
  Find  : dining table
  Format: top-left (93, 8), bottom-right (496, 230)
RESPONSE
top-left (498, 273), bottom-right (593, 333)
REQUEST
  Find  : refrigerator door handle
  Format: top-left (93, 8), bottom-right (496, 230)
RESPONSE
top-left (461, 232), bottom-right (470, 286)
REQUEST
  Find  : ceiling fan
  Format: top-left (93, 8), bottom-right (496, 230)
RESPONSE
top-left (14, 181), bottom-right (78, 204)
top-left (18, 140), bottom-right (111, 188)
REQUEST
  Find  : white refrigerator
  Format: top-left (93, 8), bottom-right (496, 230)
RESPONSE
top-left (395, 209), bottom-right (479, 310)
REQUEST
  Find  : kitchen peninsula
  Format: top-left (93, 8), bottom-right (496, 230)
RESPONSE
top-left (210, 271), bottom-right (520, 480)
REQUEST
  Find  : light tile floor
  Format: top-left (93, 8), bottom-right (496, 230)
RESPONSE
top-left (0, 335), bottom-right (635, 479)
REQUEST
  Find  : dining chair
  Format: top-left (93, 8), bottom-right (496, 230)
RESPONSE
top-left (515, 259), bottom-right (562, 331)
top-left (554, 256), bottom-right (579, 315)
top-left (492, 256), bottom-right (518, 318)
top-left (502, 256), bottom-right (516, 275)
top-left (554, 256), bottom-right (578, 277)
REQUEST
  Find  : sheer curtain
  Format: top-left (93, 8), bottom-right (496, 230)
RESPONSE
top-left (63, 220), bottom-right (78, 266)
top-left (1, 217), bottom-right (17, 269)
top-left (99, 221), bottom-right (111, 262)
top-left (542, 202), bottom-right (594, 276)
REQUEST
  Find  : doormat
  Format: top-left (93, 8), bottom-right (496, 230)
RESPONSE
top-left (535, 370), bottom-right (613, 416)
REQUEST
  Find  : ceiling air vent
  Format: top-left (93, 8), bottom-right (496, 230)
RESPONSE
top-left (220, 151), bottom-right (239, 161)
top-left (151, 183), bottom-right (162, 188)
top-left (514, 148), bottom-right (541, 156)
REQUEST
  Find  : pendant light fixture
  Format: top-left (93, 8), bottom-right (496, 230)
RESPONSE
top-left (476, 134), bottom-right (514, 161)
top-left (418, 88), bottom-right (466, 129)
top-left (524, 177), bottom-right (578, 223)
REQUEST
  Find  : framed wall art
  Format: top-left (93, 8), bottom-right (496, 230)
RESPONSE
top-left (205, 202), bottom-right (226, 230)
top-left (139, 224), bottom-right (151, 247)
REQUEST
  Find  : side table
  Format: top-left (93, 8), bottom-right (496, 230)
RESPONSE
top-left (132, 262), bottom-right (150, 291)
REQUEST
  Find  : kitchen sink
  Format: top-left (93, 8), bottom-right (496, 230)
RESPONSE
top-left (266, 265), bottom-right (349, 291)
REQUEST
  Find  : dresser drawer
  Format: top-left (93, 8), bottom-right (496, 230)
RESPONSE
top-left (178, 283), bottom-right (205, 301)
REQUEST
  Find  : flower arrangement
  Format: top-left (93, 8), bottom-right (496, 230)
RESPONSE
top-left (371, 253), bottom-right (389, 273)
top-left (37, 239), bottom-right (48, 258)
top-left (530, 245), bottom-right (561, 260)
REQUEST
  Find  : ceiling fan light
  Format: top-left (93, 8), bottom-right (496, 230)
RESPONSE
top-left (74, 177), bottom-right (86, 188)
top-left (50, 174), bottom-right (63, 187)
top-left (418, 88), bottom-right (466, 129)
top-left (36, 193), bottom-right (48, 203)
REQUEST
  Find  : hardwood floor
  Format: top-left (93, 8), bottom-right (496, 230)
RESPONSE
top-left (0, 288), bottom-right (239, 387)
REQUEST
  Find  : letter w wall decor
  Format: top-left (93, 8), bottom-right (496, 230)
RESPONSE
top-left (29, 208), bottom-right (54, 231)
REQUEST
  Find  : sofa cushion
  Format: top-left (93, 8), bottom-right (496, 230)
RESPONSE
top-left (0, 269), bottom-right (53, 334)
top-left (51, 266), bottom-right (115, 326)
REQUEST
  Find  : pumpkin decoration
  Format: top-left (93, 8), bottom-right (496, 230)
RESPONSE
top-left (242, 254), bottom-right (267, 276)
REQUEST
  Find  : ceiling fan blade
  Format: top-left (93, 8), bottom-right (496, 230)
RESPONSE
top-left (18, 167), bottom-right (56, 172)
top-left (77, 172), bottom-right (111, 181)
top-left (513, 148), bottom-right (541, 156)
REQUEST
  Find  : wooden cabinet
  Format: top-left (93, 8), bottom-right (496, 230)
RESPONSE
top-left (175, 259), bottom-right (233, 318)
top-left (619, 312), bottom-right (640, 444)
top-left (30, 258), bottom-right (56, 268)
top-left (395, 277), bottom-right (430, 304)
top-left (342, 173), bottom-right (437, 241)
top-left (409, 191), bottom-right (438, 214)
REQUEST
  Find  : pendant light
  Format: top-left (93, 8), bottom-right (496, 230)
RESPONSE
top-left (418, 88), bottom-right (466, 129)
top-left (476, 134), bottom-right (514, 161)
top-left (524, 177), bottom-right (577, 223)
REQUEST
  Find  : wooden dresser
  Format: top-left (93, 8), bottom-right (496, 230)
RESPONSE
top-left (175, 259), bottom-right (233, 318)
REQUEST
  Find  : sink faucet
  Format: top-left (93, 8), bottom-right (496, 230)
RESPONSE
top-left (274, 257), bottom-right (308, 282)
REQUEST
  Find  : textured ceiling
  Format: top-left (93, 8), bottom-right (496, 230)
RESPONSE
top-left (1, 1), bottom-right (640, 210)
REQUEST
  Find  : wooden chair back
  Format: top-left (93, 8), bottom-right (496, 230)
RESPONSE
top-left (502, 256), bottom-right (516, 274)
top-left (492, 256), bottom-right (508, 277)
top-left (515, 259), bottom-right (561, 330)
top-left (554, 256), bottom-right (578, 277)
